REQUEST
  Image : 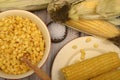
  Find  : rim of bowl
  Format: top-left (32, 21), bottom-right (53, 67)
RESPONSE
top-left (0, 10), bottom-right (51, 79)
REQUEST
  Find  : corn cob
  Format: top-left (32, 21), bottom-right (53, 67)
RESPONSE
top-left (90, 69), bottom-right (120, 80)
top-left (61, 52), bottom-right (120, 80)
top-left (65, 19), bottom-right (120, 38)
top-left (0, 0), bottom-right (52, 11)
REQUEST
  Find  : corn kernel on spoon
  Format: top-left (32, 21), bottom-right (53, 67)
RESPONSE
top-left (20, 56), bottom-right (51, 80)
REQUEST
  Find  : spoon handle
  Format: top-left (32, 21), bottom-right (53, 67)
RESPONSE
top-left (21, 57), bottom-right (51, 80)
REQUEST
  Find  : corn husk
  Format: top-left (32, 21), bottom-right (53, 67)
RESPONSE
top-left (0, 0), bottom-right (52, 11)
top-left (108, 18), bottom-right (120, 25)
top-left (96, 0), bottom-right (120, 19)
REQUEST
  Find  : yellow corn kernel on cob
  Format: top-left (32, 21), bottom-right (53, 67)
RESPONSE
top-left (61, 52), bottom-right (120, 80)
top-left (65, 19), bottom-right (120, 38)
top-left (90, 69), bottom-right (120, 80)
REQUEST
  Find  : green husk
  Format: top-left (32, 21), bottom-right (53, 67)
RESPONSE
top-left (0, 0), bottom-right (52, 11)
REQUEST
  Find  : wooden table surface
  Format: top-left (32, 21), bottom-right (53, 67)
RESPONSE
top-left (0, 10), bottom-right (86, 80)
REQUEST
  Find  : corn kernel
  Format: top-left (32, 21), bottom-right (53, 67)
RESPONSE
top-left (85, 37), bottom-right (92, 43)
top-left (72, 45), bottom-right (78, 49)
top-left (80, 49), bottom-right (86, 61)
top-left (93, 43), bottom-right (99, 48)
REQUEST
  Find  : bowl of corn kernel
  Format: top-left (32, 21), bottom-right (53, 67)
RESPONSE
top-left (0, 10), bottom-right (51, 79)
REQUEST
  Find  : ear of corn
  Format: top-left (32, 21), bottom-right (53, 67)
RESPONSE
top-left (65, 19), bottom-right (120, 38)
top-left (61, 52), bottom-right (120, 80)
top-left (90, 69), bottom-right (120, 80)
top-left (48, 0), bottom-right (120, 47)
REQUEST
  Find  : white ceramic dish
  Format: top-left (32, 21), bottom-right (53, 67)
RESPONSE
top-left (0, 10), bottom-right (51, 79)
top-left (51, 36), bottom-right (120, 80)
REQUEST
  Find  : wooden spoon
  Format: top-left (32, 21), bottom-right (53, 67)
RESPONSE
top-left (20, 57), bottom-right (51, 80)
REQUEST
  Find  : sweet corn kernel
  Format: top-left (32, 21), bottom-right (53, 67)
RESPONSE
top-left (93, 43), bottom-right (99, 48)
top-left (72, 45), bottom-right (78, 49)
top-left (80, 49), bottom-right (86, 61)
top-left (85, 37), bottom-right (92, 43)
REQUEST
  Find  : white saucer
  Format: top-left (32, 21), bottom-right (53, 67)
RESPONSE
top-left (51, 36), bottom-right (120, 80)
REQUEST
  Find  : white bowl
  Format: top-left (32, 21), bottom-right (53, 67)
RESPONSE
top-left (0, 10), bottom-right (51, 79)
